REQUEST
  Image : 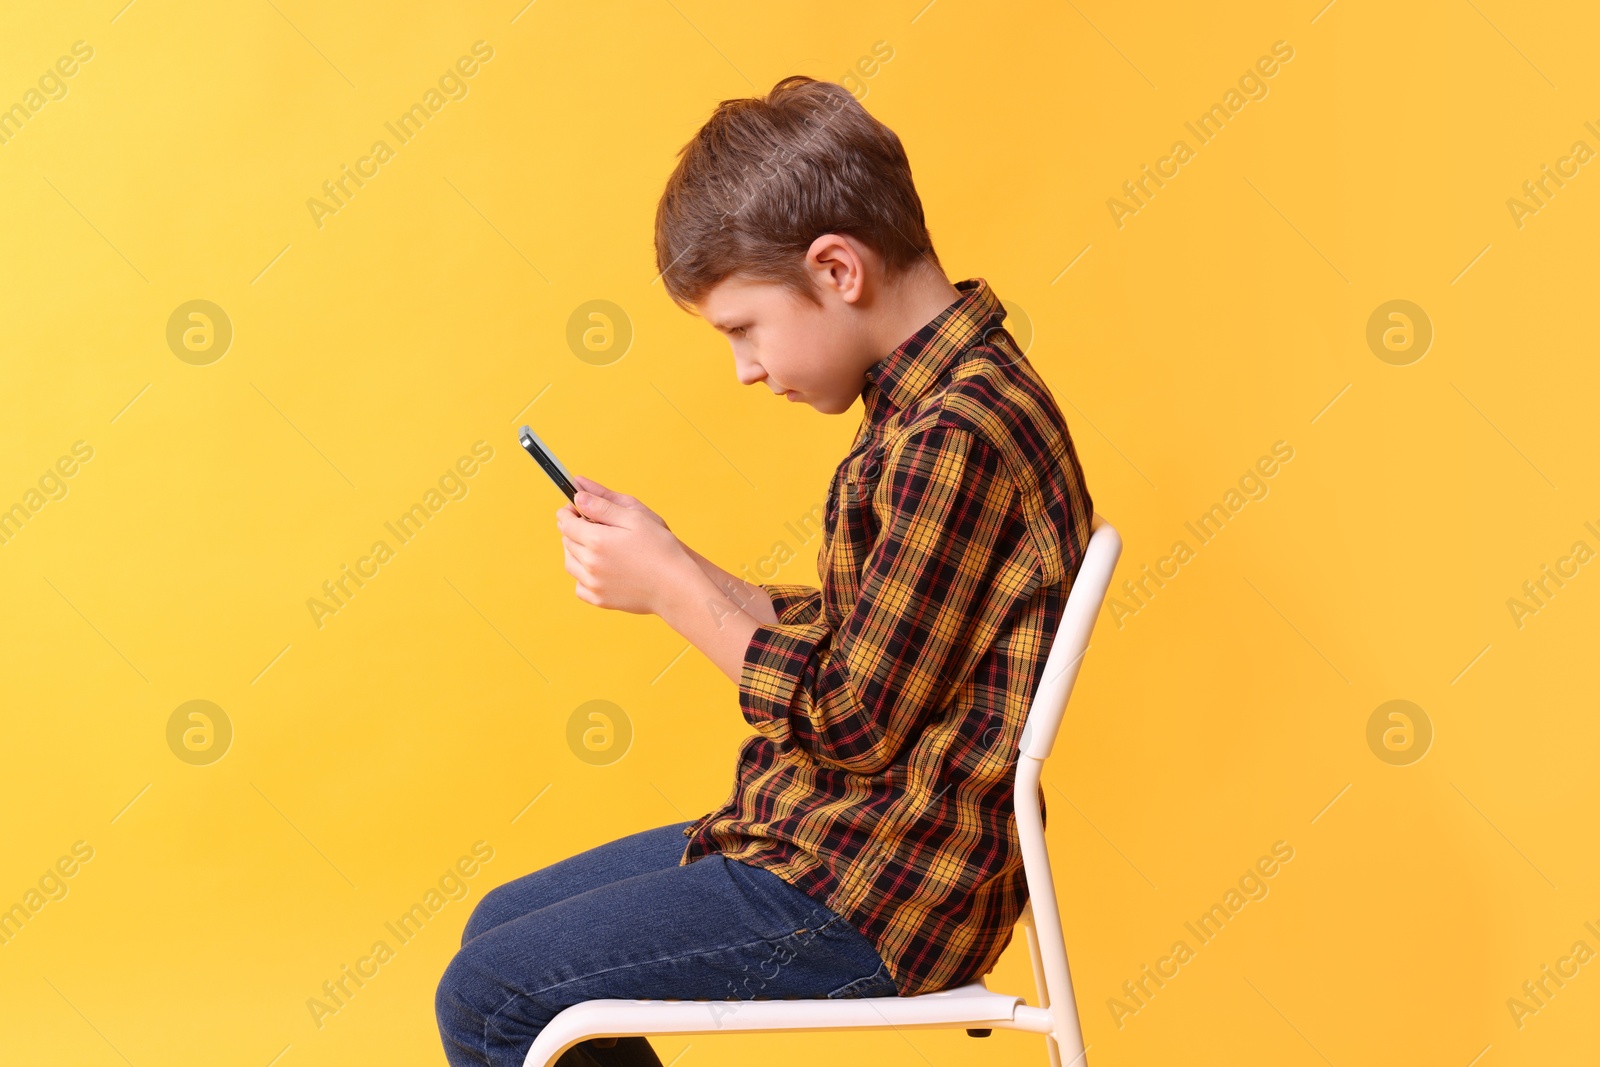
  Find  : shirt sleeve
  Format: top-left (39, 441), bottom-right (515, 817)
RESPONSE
top-left (760, 583), bottom-right (823, 626)
top-left (737, 425), bottom-right (1033, 775)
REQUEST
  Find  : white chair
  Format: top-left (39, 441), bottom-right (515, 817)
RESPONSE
top-left (524, 514), bottom-right (1122, 1067)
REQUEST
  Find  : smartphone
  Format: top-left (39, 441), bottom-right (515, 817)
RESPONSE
top-left (518, 425), bottom-right (578, 503)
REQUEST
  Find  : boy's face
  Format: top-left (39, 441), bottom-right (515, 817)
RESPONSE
top-left (695, 272), bottom-right (875, 416)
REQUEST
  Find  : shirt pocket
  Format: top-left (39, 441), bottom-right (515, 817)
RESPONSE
top-left (835, 452), bottom-right (884, 564)
top-left (843, 446), bottom-right (885, 500)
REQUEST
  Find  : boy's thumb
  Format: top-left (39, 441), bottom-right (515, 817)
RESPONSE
top-left (575, 476), bottom-right (616, 503)
top-left (575, 490), bottom-right (621, 524)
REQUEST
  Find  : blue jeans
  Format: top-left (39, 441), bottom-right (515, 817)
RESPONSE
top-left (435, 820), bottom-right (899, 1067)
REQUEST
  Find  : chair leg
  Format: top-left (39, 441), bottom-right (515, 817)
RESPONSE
top-left (1021, 901), bottom-right (1065, 1067)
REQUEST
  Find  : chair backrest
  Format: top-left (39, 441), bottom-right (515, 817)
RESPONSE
top-left (1010, 513), bottom-right (1120, 1058)
top-left (1019, 513), bottom-right (1121, 761)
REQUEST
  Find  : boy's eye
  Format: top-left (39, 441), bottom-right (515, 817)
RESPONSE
top-left (729, 326), bottom-right (747, 338)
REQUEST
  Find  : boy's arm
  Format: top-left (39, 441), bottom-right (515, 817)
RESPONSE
top-left (733, 425), bottom-right (1035, 776)
top-left (682, 543), bottom-right (825, 627)
top-left (654, 547), bottom-right (826, 684)
top-left (653, 558), bottom-right (765, 685)
top-left (681, 543), bottom-right (780, 625)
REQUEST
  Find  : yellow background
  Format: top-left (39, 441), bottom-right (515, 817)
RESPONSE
top-left (2, 1), bottom-right (1596, 1064)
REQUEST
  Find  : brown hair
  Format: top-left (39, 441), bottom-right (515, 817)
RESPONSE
top-left (654, 75), bottom-right (943, 313)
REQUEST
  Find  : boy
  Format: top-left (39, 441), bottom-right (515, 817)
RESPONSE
top-left (437, 75), bottom-right (1094, 1067)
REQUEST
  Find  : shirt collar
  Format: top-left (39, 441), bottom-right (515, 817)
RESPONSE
top-left (862, 277), bottom-right (1004, 420)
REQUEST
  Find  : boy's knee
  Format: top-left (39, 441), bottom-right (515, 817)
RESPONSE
top-left (435, 953), bottom-right (478, 1058)
top-left (435, 957), bottom-right (458, 1018)
top-left (461, 883), bottom-right (508, 946)
top-left (437, 940), bottom-right (561, 1063)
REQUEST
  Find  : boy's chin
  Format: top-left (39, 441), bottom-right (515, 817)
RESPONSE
top-left (771, 385), bottom-right (849, 414)
top-left (795, 394), bottom-right (843, 414)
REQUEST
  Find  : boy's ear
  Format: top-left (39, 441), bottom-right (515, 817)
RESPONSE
top-left (805, 233), bottom-right (867, 303)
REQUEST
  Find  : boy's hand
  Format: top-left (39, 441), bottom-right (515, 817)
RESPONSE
top-left (557, 489), bottom-right (691, 616)
top-left (570, 473), bottom-right (670, 531)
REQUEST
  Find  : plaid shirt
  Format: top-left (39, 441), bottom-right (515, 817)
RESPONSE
top-left (679, 277), bottom-right (1095, 997)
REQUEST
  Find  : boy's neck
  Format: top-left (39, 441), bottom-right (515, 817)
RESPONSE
top-left (865, 262), bottom-right (962, 367)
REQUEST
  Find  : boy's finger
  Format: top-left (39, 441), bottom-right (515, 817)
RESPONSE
top-left (561, 516), bottom-right (594, 544)
top-left (574, 474), bottom-right (647, 511)
top-left (583, 480), bottom-right (633, 507)
top-left (574, 473), bottom-right (613, 496)
top-left (576, 491), bottom-right (635, 528)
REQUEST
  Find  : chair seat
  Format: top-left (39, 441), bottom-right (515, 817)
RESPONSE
top-left (523, 978), bottom-right (1024, 1062)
